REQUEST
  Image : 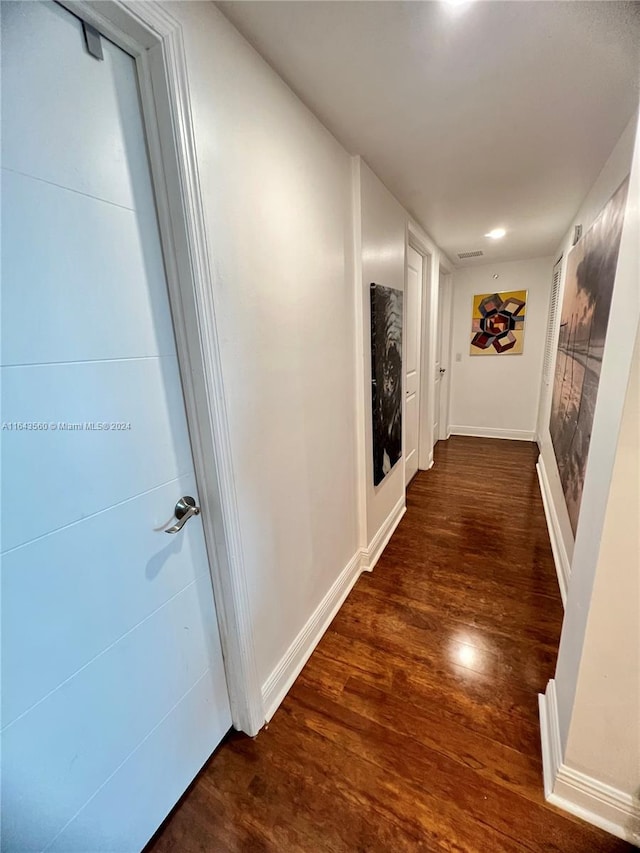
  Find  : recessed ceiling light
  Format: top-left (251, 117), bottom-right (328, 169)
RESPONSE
top-left (485, 228), bottom-right (506, 240)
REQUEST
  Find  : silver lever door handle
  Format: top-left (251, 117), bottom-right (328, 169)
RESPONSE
top-left (165, 496), bottom-right (200, 534)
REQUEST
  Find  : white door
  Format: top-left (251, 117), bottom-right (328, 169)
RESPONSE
top-left (405, 246), bottom-right (423, 484)
top-left (433, 273), bottom-right (444, 446)
top-left (1, 3), bottom-right (231, 851)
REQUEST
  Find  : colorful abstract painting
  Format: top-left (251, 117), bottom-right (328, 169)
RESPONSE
top-left (470, 290), bottom-right (527, 355)
top-left (371, 283), bottom-right (403, 486)
top-left (550, 177), bottom-right (629, 535)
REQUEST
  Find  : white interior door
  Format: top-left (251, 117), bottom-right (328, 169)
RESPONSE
top-left (433, 272), bottom-right (444, 446)
top-left (1, 3), bottom-right (231, 850)
top-left (438, 273), bottom-right (452, 443)
top-left (405, 246), bottom-right (423, 484)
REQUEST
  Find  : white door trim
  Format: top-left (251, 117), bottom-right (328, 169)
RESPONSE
top-left (59, 0), bottom-right (264, 735)
top-left (407, 222), bottom-right (434, 470)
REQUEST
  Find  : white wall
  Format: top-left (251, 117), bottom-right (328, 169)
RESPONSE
top-left (358, 160), bottom-right (408, 544)
top-left (536, 116), bottom-right (639, 574)
top-left (540, 112), bottom-right (639, 750)
top-left (564, 325), bottom-right (639, 794)
top-left (449, 257), bottom-right (553, 440)
top-left (538, 108), bottom-right (640, 838)
top-left (167, 2), bottom-right (359, 692)
top-left (355, 163), bottom-right (453, 547)
top-left (166, 4), bottom-right (454, 717)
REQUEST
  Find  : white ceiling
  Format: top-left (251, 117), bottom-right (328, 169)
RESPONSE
top-left (216, 0), bottom-right (639, 266)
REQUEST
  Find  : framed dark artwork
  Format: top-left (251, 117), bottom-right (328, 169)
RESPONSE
top-left (549, 177), bottom-right (629, 535)
top-left (370, 283), bottom-right (403, 486)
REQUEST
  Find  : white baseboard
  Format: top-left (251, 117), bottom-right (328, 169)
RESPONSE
top-left (449, 425), bottom-right (536, 441)
top-left (539, 680), bottom-right (640, 846)
top-left (362, 495), bottom-right (406, 572)
top-left (536, 457), bottom-right (570, 607)
top-left (261, 495), bottom-right (406, 722)
top-left (261, 549), bottom-right (364, 721)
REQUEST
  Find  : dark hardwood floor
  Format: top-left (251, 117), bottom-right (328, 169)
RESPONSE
top-left (147, 436), bottom-right (632, 852)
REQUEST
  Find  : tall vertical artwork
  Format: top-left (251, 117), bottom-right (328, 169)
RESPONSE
top-left (371, 283), bottom-right (403, 486)
top-left (549, 178), bottom-right (629, 534)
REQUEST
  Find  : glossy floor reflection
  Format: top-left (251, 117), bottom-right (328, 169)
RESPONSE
top-left (146, 437), bottom-right (632, 852)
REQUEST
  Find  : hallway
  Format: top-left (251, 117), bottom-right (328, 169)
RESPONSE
top-left (147, 437), bottom-right (631, 853)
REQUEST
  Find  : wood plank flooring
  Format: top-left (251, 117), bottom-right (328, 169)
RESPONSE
top-left (146, 437), bottom-right (632, 852)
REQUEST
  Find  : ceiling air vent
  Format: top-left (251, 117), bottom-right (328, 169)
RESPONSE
top-left (457, 250), bottom-right (484, 259)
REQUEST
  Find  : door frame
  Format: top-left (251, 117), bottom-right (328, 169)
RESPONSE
top-left (407, 223), bottom-right (434, 470)
top-left (403, 244), bottom-right (424, 486)
top-left (407, 222), bottom-right (454, 468)
top-left (58, 0), bottom-right (264, 736)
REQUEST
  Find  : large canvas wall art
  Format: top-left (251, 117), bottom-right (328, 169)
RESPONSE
top-left (370, 283), bottom-right (403, 486)
top-left (470, 290), bottom-right (527, 355)
top-left (549, 177), bottom-right (629, 534)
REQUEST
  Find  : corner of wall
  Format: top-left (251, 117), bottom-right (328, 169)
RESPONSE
top-left (261, 547), bottom-right (365, 722)
top-left (539, 679), bottom-right (640, 845)
top-left (351, 155), bottom-right (368, 554)
top-left (362, 495), bottom-right (406, 573)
